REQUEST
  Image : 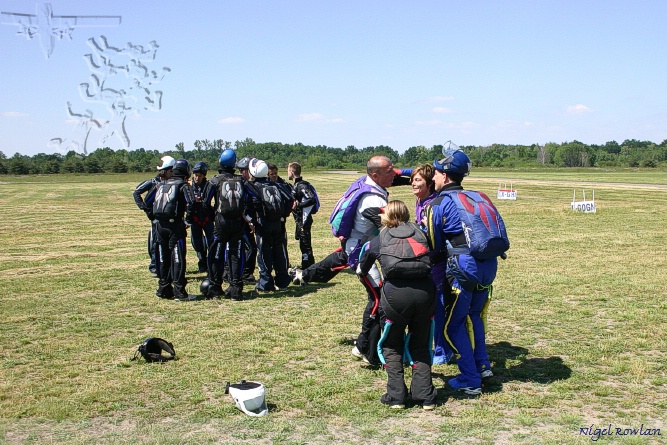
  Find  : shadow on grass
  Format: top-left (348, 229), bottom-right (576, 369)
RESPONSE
top-left (243, 282), bottom-right (337, 300)
top-left (433, 341), bottom-right (572, 401)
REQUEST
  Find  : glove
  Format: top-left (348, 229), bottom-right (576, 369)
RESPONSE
top-left (144, 208), bottom-right (154, 221)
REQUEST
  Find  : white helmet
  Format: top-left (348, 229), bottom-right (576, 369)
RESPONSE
top-left (157, 155), bottom-right (176, 171)
top-left (248, 158), bottom-right (268, 178)
top-left (226, 381), bottom-right (268, 417)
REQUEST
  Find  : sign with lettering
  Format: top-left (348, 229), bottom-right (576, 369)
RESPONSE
top-left (571, 190), bottom-right (596, 213)
top-left (497, 183), bottom-right (517, 200)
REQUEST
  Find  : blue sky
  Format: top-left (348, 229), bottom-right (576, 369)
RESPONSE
top-left (1, 0), bottom-right (666, 157)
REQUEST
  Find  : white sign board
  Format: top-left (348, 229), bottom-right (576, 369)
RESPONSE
top-left (571, 190), bottom-right (596, 213)
top-left (497, 183), bottom-right (517, 200)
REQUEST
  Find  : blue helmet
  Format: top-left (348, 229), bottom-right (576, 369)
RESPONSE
top-left (219, 149), bottom-right (237, 168)
top-left (433, 141), bottom-right (471, 176)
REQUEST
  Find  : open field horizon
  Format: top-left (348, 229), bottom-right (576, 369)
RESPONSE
top-left (0, 169), bottom-right (665, 444)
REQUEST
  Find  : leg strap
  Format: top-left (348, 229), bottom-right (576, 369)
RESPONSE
top-left (376, 320), bottom-right (393, 368)
top-left (428, 316), bottom-right (435, 365)
top-left (403, 332), bottom-right (413, 367)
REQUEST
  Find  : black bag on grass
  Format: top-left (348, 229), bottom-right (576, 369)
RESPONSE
top-left (131, 337), bottom-right (176, 363)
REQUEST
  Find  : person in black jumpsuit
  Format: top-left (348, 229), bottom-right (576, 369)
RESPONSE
top-left (246, 159), bottom-right (292, 291)
top-left (133, 155), bottom-right (175, 275)
top-left (235, 156), bottom-right (258, 284)
top-left (153, 159), bottom-right (194, 300)
top-left (205, 149), bottom-right (250, 301)
top-left (288, 162), bottom-right (318, 269)
top-left (189, 161), bottom-right (215, 273)
top-left (356, 200), bottom-right (437, 410)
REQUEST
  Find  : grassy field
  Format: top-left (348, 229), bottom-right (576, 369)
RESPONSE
top-left (0, 168), bottom-right (665, 444)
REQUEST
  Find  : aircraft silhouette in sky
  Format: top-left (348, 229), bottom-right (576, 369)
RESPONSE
top-left (1, 2), bottom-right (121, 58)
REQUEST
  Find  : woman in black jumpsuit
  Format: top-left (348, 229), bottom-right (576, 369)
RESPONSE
top-left (356, 200), bottom-right (437, 410)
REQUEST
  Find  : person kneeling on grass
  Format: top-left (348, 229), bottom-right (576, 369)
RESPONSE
top-left (356, 200), bottom-right (437, 410)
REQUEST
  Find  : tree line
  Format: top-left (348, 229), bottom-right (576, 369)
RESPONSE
top-left (2, 137), bottom-right (666, 175)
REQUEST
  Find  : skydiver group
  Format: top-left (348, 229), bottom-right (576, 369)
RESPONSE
top-left (133, 145), bottom-right (506, 408)
top-left (133, 150), bottom-right (319, 301)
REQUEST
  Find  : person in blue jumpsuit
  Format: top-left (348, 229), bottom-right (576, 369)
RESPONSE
top-left (425, 147), bottom-right (496, 395)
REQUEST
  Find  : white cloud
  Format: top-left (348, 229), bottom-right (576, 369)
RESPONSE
top-left (566, 104), bottom-right (592, 114)
top-left (432, 107), bottom-right (452, 113)
top-left (218, 117), bottom-right (245, 124)
top-left (2, 111), bottom-right (28, 118)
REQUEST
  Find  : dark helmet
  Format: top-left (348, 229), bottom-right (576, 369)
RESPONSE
top-left (173, 159), bottom-right (191, 177)
top-left (200, 279), bottom-right (212, 296)
top-left (235, 156), bottom-right (251, 170)
top-left (433, 141), bottom-right (471, 176)
top-left (219, 149), bottom-right (237, 169)
top-left (192, 161), bottom-right (208, 175)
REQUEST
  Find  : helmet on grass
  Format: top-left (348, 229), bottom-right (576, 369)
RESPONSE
top-left (200, 279), bottom-right (212, 296)
top-left (225, 380), bottom-right (268, 417)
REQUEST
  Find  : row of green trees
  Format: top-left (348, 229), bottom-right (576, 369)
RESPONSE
top-left (2, 138), bottom-right (666, 175)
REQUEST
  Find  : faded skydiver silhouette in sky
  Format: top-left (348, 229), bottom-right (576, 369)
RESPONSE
top-left (48, 102), bottom-right (102, 154)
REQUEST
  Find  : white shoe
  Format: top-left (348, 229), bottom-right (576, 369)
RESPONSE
top-left (293, 269), bottom-right (305, 285)
top-left (481, 369), bottom-right (494, 379)
top-left (351, 346), bottom-right (363, 359)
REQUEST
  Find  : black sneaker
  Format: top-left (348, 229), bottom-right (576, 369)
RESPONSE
top-left (227, 285), bottom-right (244, 301)
top-left (208, 284), bottom-right (224, 299)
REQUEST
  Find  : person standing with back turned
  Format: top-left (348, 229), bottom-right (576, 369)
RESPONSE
top-left (356, 200), bottom-right (437, 410)
top-left (133, 155), bottom-right (175, 276)
top-left (153, 158), bottom-right (195, 300)
top-left (425, 144), bottom-right (500, 395)
top-left (205, 149), bottom-right (248, 301)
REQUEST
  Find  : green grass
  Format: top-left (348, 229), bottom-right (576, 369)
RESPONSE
top-left (0, 169), bottom-right (666, 444)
